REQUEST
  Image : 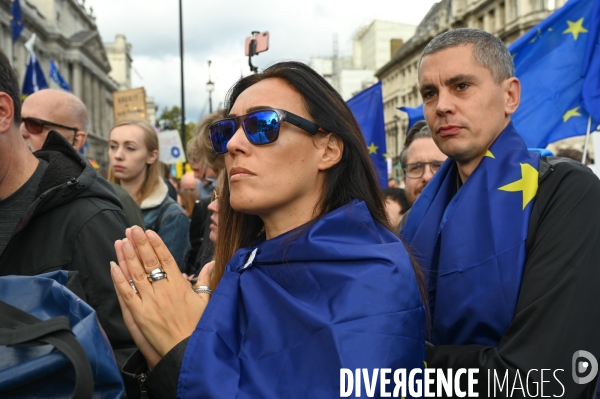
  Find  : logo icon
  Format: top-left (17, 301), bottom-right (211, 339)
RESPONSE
top-left (572, 350), bottom-right (598, 384)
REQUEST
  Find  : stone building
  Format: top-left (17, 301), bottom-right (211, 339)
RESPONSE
top-left (104, 33), bottom-right (158, 126)
top-left (0, 0), bottom-right (120, 167)
top-left (310, 20), bottom-right (416, 101)
top-left (377, 0), bottom-right (569, 177)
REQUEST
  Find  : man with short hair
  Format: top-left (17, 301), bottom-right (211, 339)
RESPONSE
top-left (0, 52), bottom-right (135, 366)
top-left (20, 89), bottom-right (88, 152)
top-left (402, 28), bottom-right (600, 397)
top-left (399, 123), bottom-right (447, 206)
top-left (21, 88), bottom-right (145, 228)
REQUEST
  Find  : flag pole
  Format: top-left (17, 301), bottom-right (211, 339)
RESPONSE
top-left (582, 115), bottom-right (592, 164)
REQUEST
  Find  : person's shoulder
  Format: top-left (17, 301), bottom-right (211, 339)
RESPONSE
top-left (540, 156), bottom-right (598, 186)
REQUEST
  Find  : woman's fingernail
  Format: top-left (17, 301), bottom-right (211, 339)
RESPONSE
top-left (111, 262), bottom-right (121, 275)
top-left (123, 240), bottom-right (132, 251)
top-left (146, 230), bottom-right (158, 240)
top-left (133, 227), bottom-right (143, 237)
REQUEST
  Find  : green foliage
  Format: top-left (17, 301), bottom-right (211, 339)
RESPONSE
top-left (158, 106), bottom-right (197, 145)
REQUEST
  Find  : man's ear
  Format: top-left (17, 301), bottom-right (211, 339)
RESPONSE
top-left (317, 133), bottom-right (344, 171)
top-left (0, 93), bottom-right (16, 134)
top-left (504, 77), bottom-right (521, 116)
top-left (147, 149), bottom-right (159, 165)
top-left (73, 131), bottom-right (87, 151)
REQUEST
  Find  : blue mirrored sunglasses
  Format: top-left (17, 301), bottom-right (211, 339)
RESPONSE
top-left (209, 108), bottom-right (327, 154)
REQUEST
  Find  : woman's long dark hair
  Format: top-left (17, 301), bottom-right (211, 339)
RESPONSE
top-left (212, 61), bottom-right (427, 309)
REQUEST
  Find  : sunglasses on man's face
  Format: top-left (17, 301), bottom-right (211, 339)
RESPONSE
top-left (209, 108), bottom-right (327, 154)
top-left (22, 117), bottom-right (79, 135)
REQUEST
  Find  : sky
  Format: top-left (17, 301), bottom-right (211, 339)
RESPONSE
top-left (91, 0), bottom-right (439, 123)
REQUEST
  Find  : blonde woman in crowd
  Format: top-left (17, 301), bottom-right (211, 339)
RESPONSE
top-left (108, 119), bottom-right (190, 269)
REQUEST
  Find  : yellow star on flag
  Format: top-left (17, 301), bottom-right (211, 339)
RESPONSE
top-left (499, 163), bottom-right (539, 210)
top-left (529, 28), bottom-right (542, 43)
top-left (563, 106), bottom-right (582, 122)
top-left (485, 150), bottom-right (495, 159)
top-left (383, 153), bottom-right (390, 159)
top-left (563, 18), bottom-right (588, 40)
top-left (367, 143), bottom-right (378, 154)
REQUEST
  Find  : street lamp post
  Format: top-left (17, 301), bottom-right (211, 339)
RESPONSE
top-left (206, 60), bottom-right (214, 113)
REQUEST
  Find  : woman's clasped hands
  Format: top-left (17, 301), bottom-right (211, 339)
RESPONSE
top-left (110, 225), bottom-right (214, 369)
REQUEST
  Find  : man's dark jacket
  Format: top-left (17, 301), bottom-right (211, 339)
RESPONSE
top-left (425, 157), bottom-right (600, 398)
top-left (0, 131), bottom-right (135, 366)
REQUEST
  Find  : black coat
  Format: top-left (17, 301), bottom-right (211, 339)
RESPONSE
top-left (0, 131), bottom-right (136, 366)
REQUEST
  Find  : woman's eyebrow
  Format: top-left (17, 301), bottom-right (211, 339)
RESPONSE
top-left (227, 105), bottom-right (272, 118)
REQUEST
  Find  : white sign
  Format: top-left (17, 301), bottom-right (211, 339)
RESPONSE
top-left (158, 130), bottom-right (186, 164)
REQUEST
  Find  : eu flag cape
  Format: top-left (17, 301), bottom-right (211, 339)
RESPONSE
top-left (179, 201), bottom-right (425, 398)
top-left (347, 82), bottom-right (388, 187)
top-left (402, 123), bottom-right (540, 346)
top-left (509, 0), bottom-right (600, 147)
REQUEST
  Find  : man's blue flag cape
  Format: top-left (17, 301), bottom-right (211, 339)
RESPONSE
top-left (510, 0), bottom-right (600, 148)
top-left (347, 82), bottom-right (388, 187)
top-left (402, 123), bottom-right (540, 346)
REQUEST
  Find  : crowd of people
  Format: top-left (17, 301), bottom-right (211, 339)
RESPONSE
top-left (0, 27), bottom-right (599, 398)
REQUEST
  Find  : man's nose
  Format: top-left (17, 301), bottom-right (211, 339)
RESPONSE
top-left (422, 165), bottom-right (435, 182)
top-left (436, 90), bottom-right (456, 116)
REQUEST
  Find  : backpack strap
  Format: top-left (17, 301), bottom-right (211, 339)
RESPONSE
top-left (0, 300), bottom-right (94, 398)
top-left (538, 156), bottom-right (578, 184)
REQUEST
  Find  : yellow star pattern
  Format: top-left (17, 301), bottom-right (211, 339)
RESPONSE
top-left (383, 153), bottom-right (390, 159)
top-left (563, 18), bottom-right (588, 40)
top-left (529, 28), bottom-right (542, 43)
top-left (367, 143), bottom-right (378, 154)
top-left (485, 150), bottom-right (495, 159)
top-left (563, 106), bottom-right (582, 122)
top-left (499, 163), bottom-right (539, 210)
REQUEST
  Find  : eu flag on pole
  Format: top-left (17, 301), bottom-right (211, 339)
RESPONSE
top-left (398, 104), bottom-right (424, 134)
top-left (347, 81), bottom-right (388, 187)
top-left (49, 59), bottom-right (71, 91)
top-left (10, 0), bottom-right (24, 43)
top-left (22, 53), bottom-right (48, 96)
top-left (509, 0), bottom-right (600, 148)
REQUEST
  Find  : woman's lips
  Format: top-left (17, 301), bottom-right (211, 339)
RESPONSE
top-left (229, 167), bottom-right (254, 181)
top-left (113, 166), bottom-right (125, 172)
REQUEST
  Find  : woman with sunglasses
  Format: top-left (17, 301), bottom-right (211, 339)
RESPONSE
top-left (107, 118), bottom-right (190, 270)
top-left (113, 62), bottom-right (426, 398)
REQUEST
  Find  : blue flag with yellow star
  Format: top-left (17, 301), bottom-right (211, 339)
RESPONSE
top-left (347, 81), bottom-right (388, 187)
top-left (401, 123), bottom-right (540, 346)
top-left (509, 0), bottom-right (600, 148)
top-left (10, 0), bottom-right (24, 43)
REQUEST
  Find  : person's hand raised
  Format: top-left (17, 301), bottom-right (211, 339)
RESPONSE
top-left (111, 226), bottom-right (211, 358)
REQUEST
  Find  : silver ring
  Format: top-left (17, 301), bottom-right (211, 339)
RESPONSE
top-left (193, 285), bottom-right (212, 296)
top-left (128, 279), bottom-right (138, 294)
top-left (148, 267), bottom-right (167, 283)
